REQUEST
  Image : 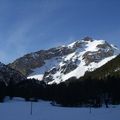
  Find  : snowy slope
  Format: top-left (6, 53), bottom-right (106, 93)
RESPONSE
top-left (1, 97), bottom-right (120, 120)
top-left (27, 57), bottom-right (62, 80)
top-left (28, 38), bottom-right (119, 84)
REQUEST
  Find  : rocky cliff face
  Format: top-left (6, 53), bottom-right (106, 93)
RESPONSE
top-left (9, 44), bottom-right (77, 76)
top-left (9, 37), bottom-right (119, 84)
top-left (83, 43), bottom-right (114, 65)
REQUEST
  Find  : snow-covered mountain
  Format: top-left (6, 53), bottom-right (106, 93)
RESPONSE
top-left (0, 62), bottom-right (26, 86)
top-left (9, 37), bottom-right (119, 84)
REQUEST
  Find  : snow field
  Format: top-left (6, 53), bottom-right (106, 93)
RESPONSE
top-left (0, 97), bottom-right (120, 120)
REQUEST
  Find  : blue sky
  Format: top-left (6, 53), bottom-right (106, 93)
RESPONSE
top-left (0, 0), bottom-right (120, 64)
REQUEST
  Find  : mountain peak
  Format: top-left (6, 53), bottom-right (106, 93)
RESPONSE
top-left (82, 36), bottom-right (93, 42)
top-left (9, 38), bottom-right (119, 84)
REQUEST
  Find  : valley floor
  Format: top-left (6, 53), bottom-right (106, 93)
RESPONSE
top-left (0, 97), bottom-right (120, 120)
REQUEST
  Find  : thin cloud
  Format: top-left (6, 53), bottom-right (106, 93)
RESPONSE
top-left (0, 0), bottom-right (62, 64)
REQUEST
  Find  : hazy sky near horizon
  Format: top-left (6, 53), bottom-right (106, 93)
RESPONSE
top-left (0, 0), bottom-right (120, 64)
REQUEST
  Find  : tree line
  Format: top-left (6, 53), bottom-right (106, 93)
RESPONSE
top-left (0, 74), bottom-right (120, 107)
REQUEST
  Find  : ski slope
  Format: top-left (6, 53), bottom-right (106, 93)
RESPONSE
top-left (0, 97), bottom-right (120, 120)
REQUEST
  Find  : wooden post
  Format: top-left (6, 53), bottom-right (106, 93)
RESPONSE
top-left (30, 101), bottom-right (32, 115)
top-left (89, 105), bottom-right (92, 114)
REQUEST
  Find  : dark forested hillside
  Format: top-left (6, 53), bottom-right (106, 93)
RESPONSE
top-left (83, 54), bottom-right (120, 80)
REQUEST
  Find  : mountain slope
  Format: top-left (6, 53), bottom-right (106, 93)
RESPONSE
top-left (82, 54), bottom-right (120, 80)
top-left (9, 37), bottom-right (119, 84)
top-left (0, 62), bottom-right (26, 86)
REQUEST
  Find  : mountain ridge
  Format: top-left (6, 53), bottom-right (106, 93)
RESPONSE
top-left (9, 37), bottom-right (119, 84)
